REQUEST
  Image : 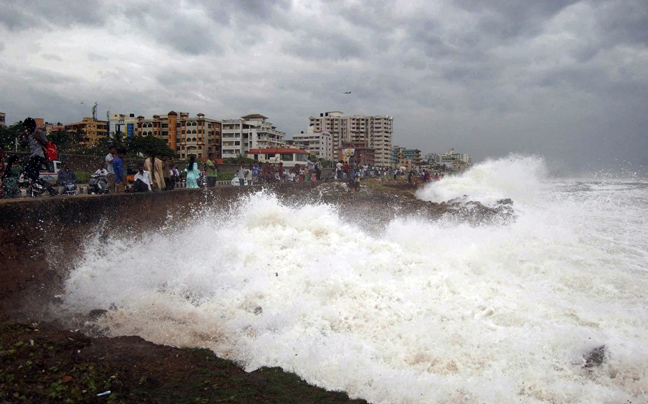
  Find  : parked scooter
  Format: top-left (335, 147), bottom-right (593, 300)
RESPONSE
top-left (88, 175), bottom-right (109, 194)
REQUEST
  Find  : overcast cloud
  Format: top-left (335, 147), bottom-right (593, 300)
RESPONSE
top-left (1, 0), bottom-right (646, 174)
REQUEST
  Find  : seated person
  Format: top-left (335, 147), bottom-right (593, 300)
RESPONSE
top-left (56, 161), bottom-right (77, 195)
top-left (94, 163), bottom-right (108, 177)
top-left (2, 155), bottom-right (22, 198)
top-left (132, 163), bottom-right (152, 192)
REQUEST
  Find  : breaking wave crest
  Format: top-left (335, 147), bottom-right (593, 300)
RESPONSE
top-left (58, 158), bottom-right (648, 404)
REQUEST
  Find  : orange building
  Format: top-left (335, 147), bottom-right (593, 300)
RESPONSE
top-left (64, 117), bottom-right (108, 147)
top-left (135, 112), bottom-right (222, 159)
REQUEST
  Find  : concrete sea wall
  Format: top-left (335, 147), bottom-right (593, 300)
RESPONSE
top-left (0, 183), bottom-right (318, 320)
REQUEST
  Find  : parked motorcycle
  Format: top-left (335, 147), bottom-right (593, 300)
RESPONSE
top-left (18, 173), bottom-right (58, 197)
top-left (88, 175), bottom-right (109, 194)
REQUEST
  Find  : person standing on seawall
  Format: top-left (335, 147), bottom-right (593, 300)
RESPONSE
top-left (113, 148), bottom-right (126, 193)
top-left (236, 163), bottom-right (247, 186)
top-left (185, 155), bottom-right (200, 189)
top-left (162, 155), bottom-right (174, 191)
top-left (145, 152), bottom-right (165, 191)
top-left (251, 161), bottom-right (260, 185)
top-left (105, 145), bottom-right (116, 193)
top-left (205, 153), bottom-right (218, 187)
top-left (0, 146), bottom-right (5, 199)
top-left (20, 117), bottom-right (57, 195)
top-left (315, 159), bottom-right (322, 181)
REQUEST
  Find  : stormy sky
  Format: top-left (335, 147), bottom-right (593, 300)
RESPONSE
top-left (1, 0), bottom-right (646, 174)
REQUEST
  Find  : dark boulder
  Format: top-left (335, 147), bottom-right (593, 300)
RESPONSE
top-left (583, 345), bottom-right (606, 368)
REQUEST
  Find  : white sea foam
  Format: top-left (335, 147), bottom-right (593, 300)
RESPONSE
top-left (60, 156), bottom-right (648, 403)
top-left (415, 154), bottom-right (548, 205)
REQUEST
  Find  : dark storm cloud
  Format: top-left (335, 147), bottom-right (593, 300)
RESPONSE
top-left (593, 0), bottom-right (648, 47)
top-left (198, 0), bottom-right (292, 27)
top-left (282, 30), bottom-right (364, 61)
top-left (122, 2), bottom-right (223, 56)
top-left (406, 20), bottom-right (460, 59)
top-left (336, 0), bottom-right (396, 32)
top-left (440, 64), bottom-right (500, 83)
top-left (158, 19), bottom-right (222, 55)
top-left (453, 0), bottom-right (580, 40)
top-left (1, 0), bottom-right (647, 173)
top-left (0, 0), bottom-right (106, 31)
top-left (534, 65), bottom-right (648, 102)
top-left (233, 0), bottom-right (291, 20)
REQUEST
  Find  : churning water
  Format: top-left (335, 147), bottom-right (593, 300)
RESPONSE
top-left (60, 155), bottom-right (648, 403)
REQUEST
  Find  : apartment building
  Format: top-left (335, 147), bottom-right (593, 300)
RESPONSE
top-left (108, 113), bottom-right (138, 140)
top-left (290, 127), bottom-right (333, 160)
top-left (221, 114), bottom-right (286, 159)
top-left (0, 112), bottom-right (5, 128)
top-left (308, 111), bottom-right (393, 166)
top-left (392, 146), bottom-right (421, 166)
top-left (110, 112), bottom-right (222, 159)
top-left (427, 149), bottom-right (472, 170)
top-left (64, 117), bottom-right (108, 147)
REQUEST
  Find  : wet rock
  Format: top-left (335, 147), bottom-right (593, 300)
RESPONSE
top-left (88, 309), bottom-right (108, 321)
top-left (254, 306), bottom-right (263, 315)
top-left (583, 345), bottom-right (606, 368)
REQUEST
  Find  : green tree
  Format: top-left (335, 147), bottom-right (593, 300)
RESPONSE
top-left (0, 123), bottom-right (26, 150)
top-left (48, 130), bottom-right (74, 152)
top-left (128, 134), bottom-right (174, 157)
top-left (224, 154), bottom-right (255, 165)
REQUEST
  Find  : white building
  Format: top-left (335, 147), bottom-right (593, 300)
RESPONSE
top-left (108, 113), bottom-right (139, 140)
top-left (290, 127), bottom-right (333, 160)
top-left (437, 148), bottom-right (472, 165)
top-left (427, 149), bottom-right (472, 169)
top-left (308, 111), bottom-right (393, 166)
top-left (221, 114), bottom-right (286, 159)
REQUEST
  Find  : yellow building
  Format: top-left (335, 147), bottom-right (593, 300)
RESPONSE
top-left (64, 117), bottom-right (108, 147)
top-left (0, 112), bottom-right (6, 128)
top-left (134, 111), bottom-right (222, 159)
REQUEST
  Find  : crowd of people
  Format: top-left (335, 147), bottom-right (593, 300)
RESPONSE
top-left (105, 147), bottom-right (197, 193)
top-left (1, 117), bottom-right (444, 199)
top-left (407, 168), bottom-right (444, 184)
top-left (0, 117), bottom-right (59, 198)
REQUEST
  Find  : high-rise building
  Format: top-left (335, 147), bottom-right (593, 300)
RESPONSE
top-left (290, 127), bottom-right (333, 160)
top-left (308, 111), bottom-right (393, 166)
top-left (221, 114), bottom-right (286, 159)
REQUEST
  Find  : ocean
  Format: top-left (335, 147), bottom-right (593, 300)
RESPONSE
top-left (60, 155), bottom-right (648, 403)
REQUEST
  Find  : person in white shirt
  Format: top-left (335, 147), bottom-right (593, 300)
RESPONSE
top-left (133, 163), bottom-right (152, 192)
top-left (94, 163), bottom-right (108, 177)
top-left (105, 145), bottom-right (117, 192)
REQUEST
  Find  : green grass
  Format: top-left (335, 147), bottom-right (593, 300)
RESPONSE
top-left (76, 171), bottom-right (92, 184)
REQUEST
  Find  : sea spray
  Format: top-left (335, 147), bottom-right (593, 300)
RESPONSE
top-left (416, 154), bottom-right (548, 205)
top-left (60, 156), bottom-right (648, 403)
